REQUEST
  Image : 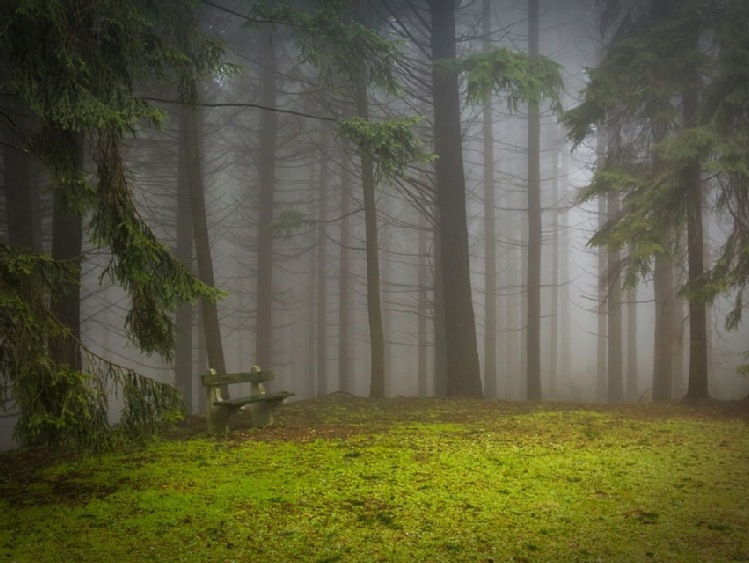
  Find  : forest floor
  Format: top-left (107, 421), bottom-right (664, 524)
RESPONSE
top-left (1, 397), bottom-right (748, 562)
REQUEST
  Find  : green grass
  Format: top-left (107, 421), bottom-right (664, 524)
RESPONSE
top-left (1, 398), bottom-right (748, 562)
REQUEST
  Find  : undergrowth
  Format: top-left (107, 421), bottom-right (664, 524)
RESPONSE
top-left (1, 398), bottom-right (747, 562)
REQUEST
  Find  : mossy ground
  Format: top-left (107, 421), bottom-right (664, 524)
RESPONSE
top-left (1, 397), bottom-right (748, 562)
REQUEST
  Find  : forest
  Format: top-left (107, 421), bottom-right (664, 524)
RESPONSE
top-left (1, 0), bottom-right (749, 451)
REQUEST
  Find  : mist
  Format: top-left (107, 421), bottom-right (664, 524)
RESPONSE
top-left (2, 0), bottom-right (748, 450)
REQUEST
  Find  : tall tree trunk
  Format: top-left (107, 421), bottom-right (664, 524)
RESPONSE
top-left (184, 103), bottom-right (227, 378)
top-left (429, 0), bottom-right (483, 397)
top-left (354, 68), bottom-right (386, 398)
top-left (49, 132), bottom-right (84, 372)
top-left (482, 0), bottom-right (497, 399)
top-left (432, 225), bottom-right (448, 397)
top-left (549, 147), bottom-right (560, 400)
top-left (526, 0), bottom-right (542, 401)
top-left (1, 117), bottom-right (35, 250)
top-left (652, 248), bottom-right (675, 400)
top-left (607, 190), bottom-right (624, 403)
top-left (683, 87), bottom-right (709, 399)
top-left (256, 30), bottom-right (277, 370)
top-left (625, 286), bottom-right (639, 402)
top-left (417, 212), bottom-right (429, 397)
top-left (596, 135), bottom-right (608, 403)
top-left (338, 154), bottom-right (352, 393)
top-left (176, 107), bottom-right (194, 412)
top-left (651, 115), bottom-right (674, 401)
top-left (315, 139), bottom-right (330, 397)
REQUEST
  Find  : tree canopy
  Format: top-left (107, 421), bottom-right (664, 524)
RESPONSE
top-left (1, 0), bottom-right (226, 448)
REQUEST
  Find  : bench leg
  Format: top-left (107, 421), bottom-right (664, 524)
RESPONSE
top-left (206, 388), bottom-right (230, 434)
top-left (247, 403), bottom-right (273, 427)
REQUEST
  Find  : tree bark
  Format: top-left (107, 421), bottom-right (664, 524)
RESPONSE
top-left (683, 87), bottom-right (709, 399)
top-left (354, 67), bottom-right (386, 398)
top-left (49, 132), bottom-right (84, 372)
top-left (607, 189), bottom-right (624, 403)
top-left (526, 0), bottom-right (542, 401)
top-left (183, 103), bottom-right (227, 379)
top-left (429, 0), bottom-right (483, 397)
top-left (176, 106), bottom-right (194, 412)
top-left (482, 0), bottom-right (498, 399)
top-left (338, 154), bottom-right (352, 392)
top-left (256, 30), bottom-right (277, 371)
top-left (315, 135), bottom-right (330, 397)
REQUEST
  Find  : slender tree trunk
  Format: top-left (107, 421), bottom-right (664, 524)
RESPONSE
top-left (651, 114), bottom-right (674, 402)
top-left (315, 139), bottom-right (330, 397)
top-left (432, 224), bottom-right (448, 397)
top-left (652, 248), bottom-right (675, 400)
top-left (354, 69), bottom-right (386, 398)
top-left (49, 132), bottom-right (84, 372)
top-left (526, 0), bottom-right (542, 401)
top-left (184, 103), bottom-right (227, 378)
top-left (429, 0), bottom-right (483, 397)
top-left (176, 107), bottom-right (194, 412)
top-left (596, 137), bottom-right (608, 403)
top-left (549, 147), bottom-right (560, 401)
top-left (2, 121), bottom-right (34, 250)
top-left (417, 212), bottom-right (429, 397)
top-left (625, 286), bottom-right (639, 402)
top-left (607, 190), bottom-right (624, 403)
top-left (482, 0), bottom-right (497, 399)
top-left (683, 87), bottom-right (709, 399)
top-left (256, 30), bottom-right (277, 370)
top-left (338, 155), bottom-right (352, 392)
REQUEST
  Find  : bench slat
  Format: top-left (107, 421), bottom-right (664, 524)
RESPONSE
top-left (216, 391), bottom-right (294, 407)
top-left (201, 370), bottom-right (274, 386)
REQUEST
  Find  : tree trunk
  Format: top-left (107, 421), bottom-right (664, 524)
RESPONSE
top-left (338, 154), bottom-right (352, 393)
top-left (256, 30), bottom-right (277, 371)
top-left (184, 103), bottom-right (227, 379)
top-left (432, 225), bottom-right (448, 397)
top-left (354, 67), bottom-right (386, 398)
top-left (596, 192), bottom-right (608, 403)
top-left (683, 87), bottom-right (709, 399)
top-left (482, 0), bottom-right (497, 399)
top-left (49, 132), bottom-right (84, 372)
top-left (625, 286), bottom-right (639, 402)
top-left (176, 106), bottom-right (194, 412)
top-left (429, 0), bottom-right (483, 397)
top-left (526, 0), bottom-right (542, 401)
top-left (607, 189), bottom-right (624, 403)
top-left (417, 212), bottom-right (429, 397)
top-left (1, 116), bottom-right (35, 250)
top-left (315, 136), bottom-right (330, 397)
top-left (549, 146), bottom-right (560, 400)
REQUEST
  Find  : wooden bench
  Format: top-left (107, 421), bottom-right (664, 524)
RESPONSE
top-left (201, 366), bottom-right (294, 434)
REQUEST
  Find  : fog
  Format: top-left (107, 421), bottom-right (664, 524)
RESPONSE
top-left (2, 0), bottom-right (748, 449)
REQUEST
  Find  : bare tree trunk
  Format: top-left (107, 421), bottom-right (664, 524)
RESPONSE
top-left (417, 212), bottom-right (429, 397)
top-left (256, 30), bottom-right (277, 370)
top-left (183, 103), bottom-right (227, 378)
top-left (526, 0), bottom-right (542, 401)
top-left (49, 132), bottom-right (84, 373)
top-left (683, 87), bottom-right (709, 399)
top-left (432, 224), bottom-right (447, 397)
top-left (354, 68), bottom-right (386, 398)
top-left (549, 147), bottom-right (560, 401)
top-left (607, 190), bottom-right (624, 403)
top-left (596, 134), bottom-right (608, 403)
top-left (315, 138), bottom-right (330, 397)
top-left (176, 107), bottom-right (194, 412)
top-left (338, 155), bottom-right (352, 393)
top-left (482, 0), bottom-right (497, 399)
top-left (625, 286), bottom-right (639, 402)
top-left (429, 0), bottom-right (483, 397)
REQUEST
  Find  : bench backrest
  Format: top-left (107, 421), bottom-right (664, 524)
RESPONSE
top-left (201, 366), bottom-right (274, 386)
